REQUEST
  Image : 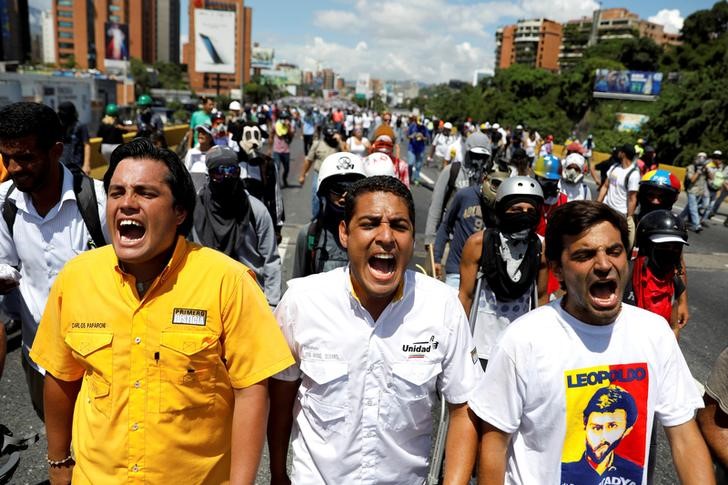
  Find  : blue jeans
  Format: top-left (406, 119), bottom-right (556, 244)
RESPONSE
top-left (445, 273), bottom-right (460, 290)
top-left (409, 150), bottom-right (425, 182)
top-left (680, 192), bottom-right (707, 229)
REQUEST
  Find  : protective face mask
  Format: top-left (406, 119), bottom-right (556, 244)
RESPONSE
top-left (499, 211), bottom-right (539, 235)
top-left (540, 180), bottom-right (559, 198)
top-left (240, 126), bottom-right (262, 156)
top-left (507, 228), bottom-right (531, 240)
top-left (563, 167), bottom-right (584, 184)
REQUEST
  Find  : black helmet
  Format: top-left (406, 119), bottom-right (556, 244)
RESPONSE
top-left (636, 210), bottom-right (688, 251)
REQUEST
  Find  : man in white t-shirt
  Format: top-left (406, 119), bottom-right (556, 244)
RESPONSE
top-left (469, 200), bottom-right (713, 485)
top-left (268, 176), bottom-right (483, 484)
top-left (597, 143), bottom-right (640, 244)
top-left (429, 122), bottom-right (454, 168)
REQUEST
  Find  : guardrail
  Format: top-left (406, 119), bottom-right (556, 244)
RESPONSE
top-left (89, 124), bottom-right (189, 178)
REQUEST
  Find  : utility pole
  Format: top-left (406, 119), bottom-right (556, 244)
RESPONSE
top-left (588, 2), bottom-right (602, 47)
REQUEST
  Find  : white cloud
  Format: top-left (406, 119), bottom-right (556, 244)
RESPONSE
top-left (276, 0), bottom-right (602, 82)
top-left (648, 9), bottom-right (684, 35)
top-left (313, 10), bottom-right (359, 31)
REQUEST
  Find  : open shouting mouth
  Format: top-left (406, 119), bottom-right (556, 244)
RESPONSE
top-left (368, 253), bottom-right (396, 281)
top-left (118, 219), bottom-right (146, 244)
top-left (588, 279), bottom-right (619, 309)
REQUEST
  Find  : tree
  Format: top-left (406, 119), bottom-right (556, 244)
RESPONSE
top-left (130, 57), bottom-right (152, 97)
top-left (154, 61), bottom-right (188, 90)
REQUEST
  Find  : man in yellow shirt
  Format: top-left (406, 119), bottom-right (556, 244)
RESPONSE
top-left (31, 138), bottom-right (294, 485)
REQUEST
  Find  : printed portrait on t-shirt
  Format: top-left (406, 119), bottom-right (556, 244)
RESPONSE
top-left (560, 363), bottom-right (649, 485)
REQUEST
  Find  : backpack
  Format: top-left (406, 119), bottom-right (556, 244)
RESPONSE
top-left (710, 168), bottom-right (725, 190)
top-left (2, 172), bottom-right (106, 249)
top-left (441, 162), bottom-right (462, 220)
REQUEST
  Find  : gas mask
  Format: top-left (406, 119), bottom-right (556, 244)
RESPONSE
top-left (480, 171), bottom-right (508, 209)
top-left (563, 166), bottom-right (584, 184)
top-left (647, 245), bottom-right (682, 278)
top-left (323, 127), bottom-right (338, 148)
top-left (537, 177), bottom-right (560, 199)
top-left (240, 126), bottom-right (263, 157)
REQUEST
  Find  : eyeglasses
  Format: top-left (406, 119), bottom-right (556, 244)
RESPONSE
top-left (209, 165), bottom-right (240, 182)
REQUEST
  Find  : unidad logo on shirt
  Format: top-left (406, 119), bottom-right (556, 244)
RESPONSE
top-left (172, 308), bottom-right (207, 326)
top-left (403, 335), bottom-right (439, 359)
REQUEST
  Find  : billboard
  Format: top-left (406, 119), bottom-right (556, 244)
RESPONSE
top-left (251, 47), bottom-right (274, 69)
top-left (356, 73), bottom-right (370, 99)
top-left (593, 70), bottom-right (663, 101)
top-left (104, 22), bottom-right (129, 72)
top-left (616, 113), bottom-right (650, 132)
top-left (194, 9), bottom-right (236, 74)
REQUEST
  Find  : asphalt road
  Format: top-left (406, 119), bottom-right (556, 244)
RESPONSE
top-left (2, 134), bottom-right (727, 484)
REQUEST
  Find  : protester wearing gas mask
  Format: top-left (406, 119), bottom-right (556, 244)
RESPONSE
top-left (292, 152), bottom-right (366, 278)
top-left (624, 210), bottom-right (689, 338)
top-left (190, 146), bottom-right (282, 306)
top-left (299, 124), bottom-right (341, 218)
top-left (425, 129), bottom-right (492, 245)
top-left (238, 122), bottom-right (284, 242)
top-left (433, 160), bottom-right (505, 287)
top-left (533, 154), bottom-right (567, 235)
top-left (459, 176), bottom-right (548, 370)
top-left (559, 153), bottom-right (592, 202)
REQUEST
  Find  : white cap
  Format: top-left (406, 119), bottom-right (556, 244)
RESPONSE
top-left (650, 234), bottom-right (688, 245)
top-left (228, 100), bottom-right (241, 111)
top-left (492, 123), bottom-right (500, 130)
top-left (363, 153), bottom-right (396, 177)
top-left (516, 124), bottom-right (523, 130)
top-left (443, 122), bottom-right (453, 130)
top-left (713, 150), bottom-right (723, 157)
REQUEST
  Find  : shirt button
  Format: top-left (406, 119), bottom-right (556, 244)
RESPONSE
top-left (134, 380), bottom-right (141, 389)
top-left (134, 337), bottom-right (141, 344)
top-left (365, 399), bottom-right (373, 406)
top-left (131, 423), bottom-right (139, 431)
top-left (132, 465), bottom-right (139, 472)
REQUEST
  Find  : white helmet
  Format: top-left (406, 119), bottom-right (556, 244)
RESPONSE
top-left (363, 152), bottom-right (396, 178)
top-left (563, 153), bottom-right (586, 170)
top-left (317, 152), bottom-right (366, 196)
top-left (563, 153), bottom-right (586, 184)
top-left (228, 100), bottom-right (241, 111)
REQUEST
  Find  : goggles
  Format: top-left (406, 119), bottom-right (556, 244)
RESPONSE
top-left (209, 164), bottom-right (240, 182)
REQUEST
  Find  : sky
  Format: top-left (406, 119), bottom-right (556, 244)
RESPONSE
top-left (31, 0), bottom-right (718, 83)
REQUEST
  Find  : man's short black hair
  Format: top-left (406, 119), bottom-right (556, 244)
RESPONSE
top-left (200, 96), bottom-right (214, 104)
top-left (0, 102), bottom-right (62, 150)
top-left (545, 201), bottom-right (629, 263)
top-left (583, 385), bottom-right (638, 429)
top-left (104, 138), bottom-right (196, 236)
top-left (344, 176), bottom-right (414, 230)
top-left (619, 143), bottom-right (636, 161)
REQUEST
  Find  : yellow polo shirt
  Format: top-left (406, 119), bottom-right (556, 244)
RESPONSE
top-left (31, 237), bottom-right (294, 484)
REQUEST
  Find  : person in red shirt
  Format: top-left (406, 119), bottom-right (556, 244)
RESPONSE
top-left (532, 154), bottom-right (567, 299)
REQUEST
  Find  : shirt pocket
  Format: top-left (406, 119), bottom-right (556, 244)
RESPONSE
top-left (158, 331), bottom-right (220, 415)
top-left (64, 332), bottom-right (114, 418)
top-left (381, 362), bottom-right (441, 442)
top-left (299, 359), bottom-right (349, 442)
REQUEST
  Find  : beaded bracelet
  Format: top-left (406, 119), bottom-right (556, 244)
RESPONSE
top-left (47, 455), bottom-right (73, 467)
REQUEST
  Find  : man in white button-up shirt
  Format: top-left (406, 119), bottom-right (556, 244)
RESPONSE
top-left (268, 176), bottom-right (483, 484)
top-left (0, 102), bottom-right (107, 420)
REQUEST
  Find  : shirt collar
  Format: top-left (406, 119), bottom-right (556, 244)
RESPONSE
top-left (11, 163), bottom-right (76, 215)
top-left (115, 235), bottom-right (190, 285)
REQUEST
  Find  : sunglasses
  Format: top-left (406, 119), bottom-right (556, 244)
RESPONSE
top-left (209, 165), bottom-right (240, 182)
